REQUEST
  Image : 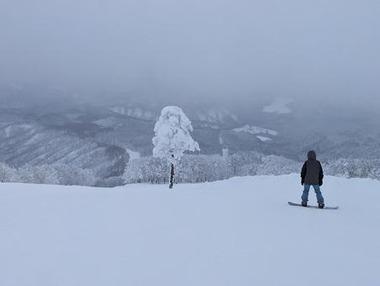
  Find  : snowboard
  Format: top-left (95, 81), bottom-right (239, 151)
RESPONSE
top-left (288, 202), bottom-right (339, 210)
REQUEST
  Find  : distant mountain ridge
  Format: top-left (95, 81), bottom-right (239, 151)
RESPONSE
top-left (1, 85), bottom-right (380, 185)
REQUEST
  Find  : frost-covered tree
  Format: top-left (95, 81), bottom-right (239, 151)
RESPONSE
top-left (0, 162), bottom-right (18, 183)
top-left (18, 165), bottom-right (59, 185)
top-left (53, 164), bottom-right (97, 186)
top-left (324, 158), bottom-right (380, 179)
top-left (152, 106), bottom-right (200, 188)
top-left (177, 155), bottom-right (230, 183)
top-left (256, 155), bottom-right (300, 176)
top-left (124, 157), bottom-right (168, 184)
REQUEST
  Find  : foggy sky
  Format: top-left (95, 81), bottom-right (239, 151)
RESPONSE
top-left (0, 0), bottom-right (379, 104)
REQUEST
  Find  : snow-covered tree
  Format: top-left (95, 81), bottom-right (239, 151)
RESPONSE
top-left (124, 157), bottom-right (168, 184)
top-left (18, 164), bottom-right (60, 185)
top-left (256, 155), bottom-right (299, 176)
top-left (0, 162), bottom-right (18, 182)
top-left (53, 164), bottom-right (97, 186)
top-left (152, 106), bottom-right (200, 188)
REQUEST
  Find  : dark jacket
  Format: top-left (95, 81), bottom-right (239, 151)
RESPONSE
top-left (301, 151), bottom-right (324, 186)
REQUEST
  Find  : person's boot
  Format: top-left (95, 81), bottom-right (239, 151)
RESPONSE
top-left (301, 201), bottom-right (307, 207)
top-left (318, 203), bottom-right (325, 209)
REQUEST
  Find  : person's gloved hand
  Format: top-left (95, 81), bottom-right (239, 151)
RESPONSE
top-left (319, 179), bottom-right (323, 186)
top-left (301, 179), bottom-right (304, 185)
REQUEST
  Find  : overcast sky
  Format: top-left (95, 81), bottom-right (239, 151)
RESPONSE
top-left (0, 0), bottom-right (379, 104)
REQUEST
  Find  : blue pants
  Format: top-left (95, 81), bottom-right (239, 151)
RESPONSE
top-left (302, 184), bottom-right (324, 204)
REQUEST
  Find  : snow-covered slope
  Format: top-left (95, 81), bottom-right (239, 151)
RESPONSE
top-left (110, 106), bottom-right (155, 121)
top-left (0, 122), bottom-right (127, 179)
top-left (1, 175), bottom-right (379, 286)
top-left (233, 125), bottom-right (278, 142)
top-left (2, 91), bottom-right (380, 166)
top-left (233, 125), bottom-right (278, 136)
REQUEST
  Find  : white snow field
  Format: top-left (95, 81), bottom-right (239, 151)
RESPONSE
top-left (1, 175), bottom-right (380, 286)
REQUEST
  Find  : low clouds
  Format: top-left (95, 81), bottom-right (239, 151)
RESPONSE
top-left (0, 0), bottom-right (379, 105)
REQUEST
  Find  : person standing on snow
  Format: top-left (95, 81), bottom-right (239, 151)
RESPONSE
top-left (300, 150), bottom-right (325, 208)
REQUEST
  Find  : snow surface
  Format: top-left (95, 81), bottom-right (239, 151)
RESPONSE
top-left (1, 175), bottom-right (379, 286)
top-left (233, 125), bottom-right (277, 142)
top-left (110, 106), bottom-right (155, 121)
top-left (196, 109), bottom-right (238, 124)
top-left (256, 135), bottom-right (272, 142)
top-left (233, 125), bottom-right (278, 136)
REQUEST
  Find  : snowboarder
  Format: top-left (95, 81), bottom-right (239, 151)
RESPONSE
top-left (300, 150), bottom-right (325, 208)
